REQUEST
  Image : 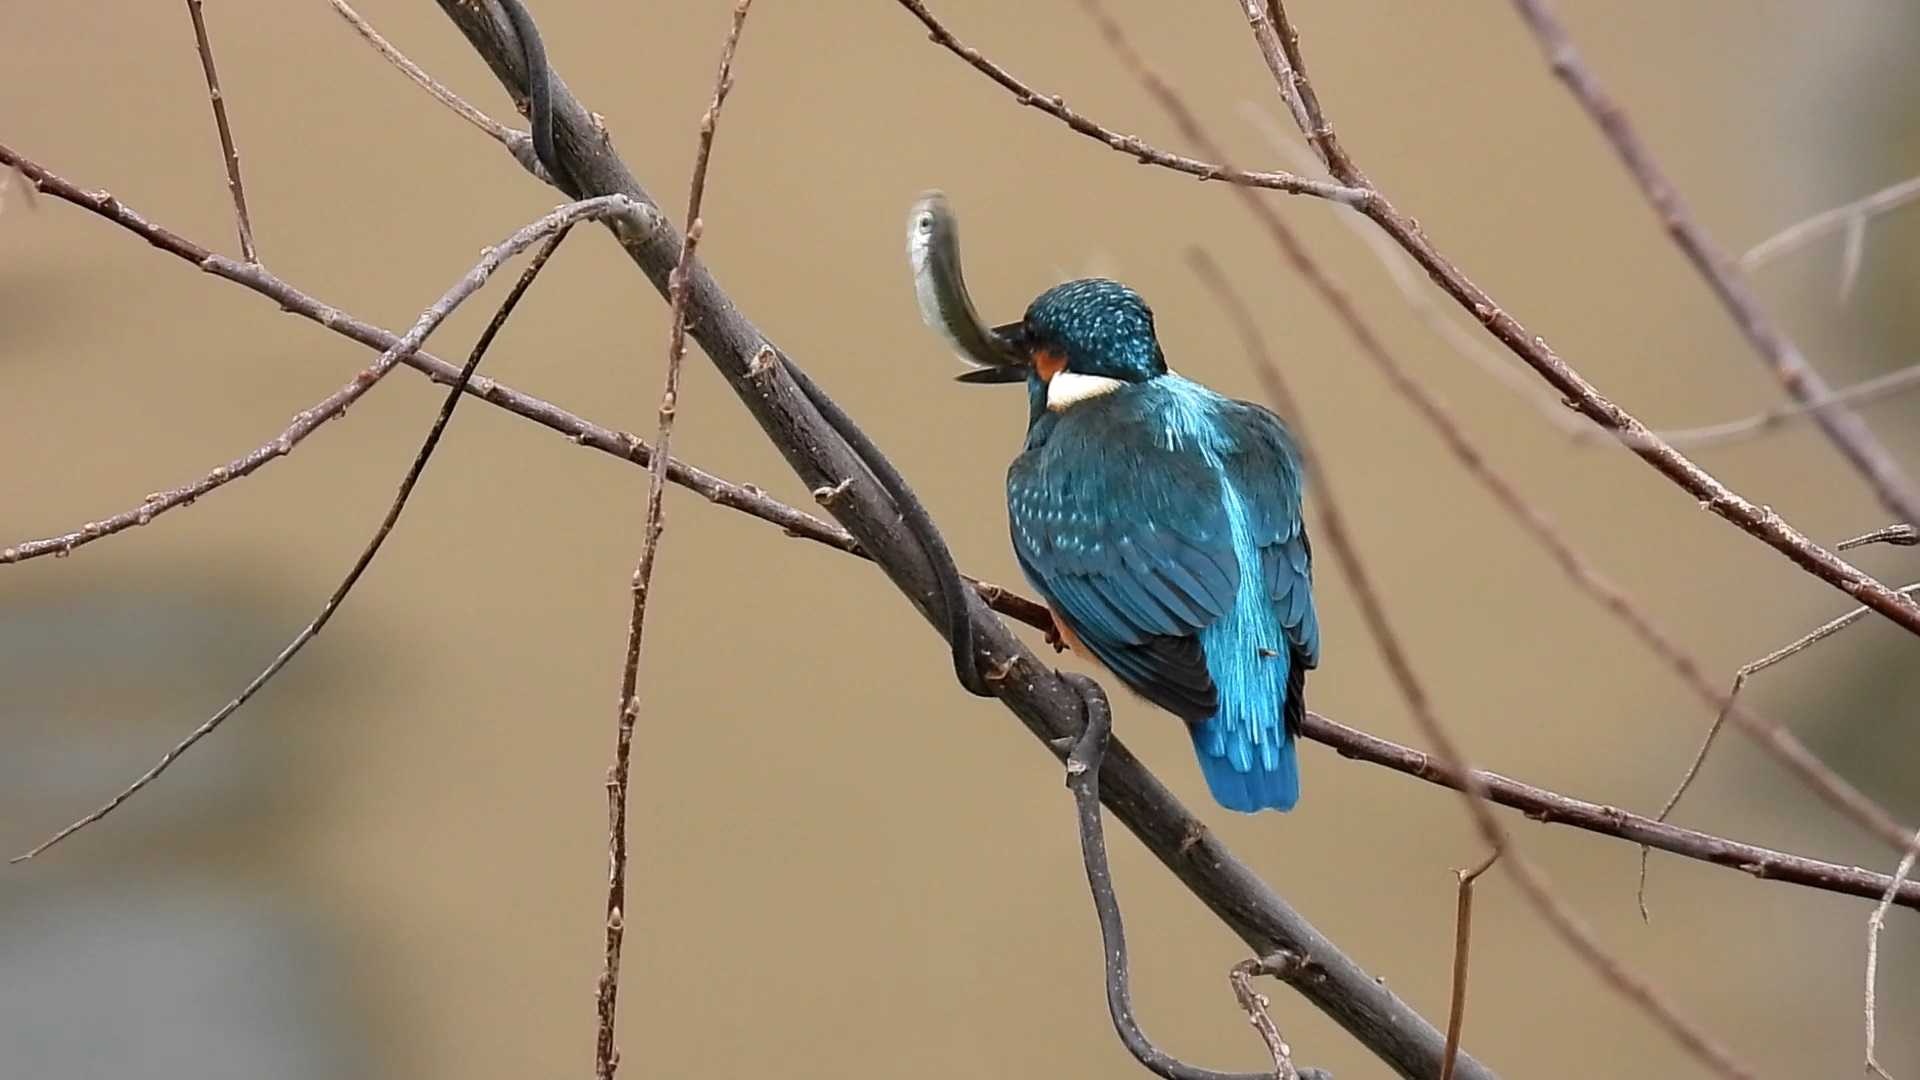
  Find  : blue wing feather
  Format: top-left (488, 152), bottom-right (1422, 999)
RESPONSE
top-left (1008, 379), bottom-right (1316, 813)
top-left (1009, 395), bottom-right (1235, 722)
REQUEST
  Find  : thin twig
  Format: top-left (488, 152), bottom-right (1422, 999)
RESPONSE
top-left (1841, 524), bottom-right (1920, 552)
top-left (1228, 959), bottom-right (1304, 1080)
top-left (888, 0), bottom-right (1367, 206)
top-left (595, 5), bottom-right (752, 1078)
top-left (11, 214), bottom-right (583, 862)
top-left (1442, 852), bottom-right (1502, 1080)
top-left (328, 0), bottom-right (518, 145)
top-left (1508, 0), bottom-right (1920, 531)
top-left (324, 0), bottom-right (545, 179)
top-left (1226, 0), bottom-right (1920, 638)
top-left (1865, 831), bottom-right (1920, 1080)
top-left (1060, 675), bottom-right (1325, 1080)
top-left (1644, 363), bottom-right (1920, 451)
top-left (1637, 582), bottom-right (1920, 917)
top-left (1743, 174), bottom-right (1920, 277)
top-left (184, 0), bottom-right (256, 261)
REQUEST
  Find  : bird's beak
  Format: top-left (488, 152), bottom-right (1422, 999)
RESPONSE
top-left (954, 320), bottom-right (1031, 384)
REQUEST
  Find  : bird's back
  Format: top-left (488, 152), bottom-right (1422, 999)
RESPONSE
top-left (1008, 377), bottom-right (1316, 811)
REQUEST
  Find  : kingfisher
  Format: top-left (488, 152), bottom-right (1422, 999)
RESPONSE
top-left (952, 277), bottom-right (1319, 813)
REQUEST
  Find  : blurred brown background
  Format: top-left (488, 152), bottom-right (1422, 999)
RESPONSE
top-left (4, 2), bottom-right (1917, 1077)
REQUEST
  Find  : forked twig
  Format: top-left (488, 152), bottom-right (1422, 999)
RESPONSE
top-left (1228, 959), bottom-right (1304, 1080)
top-left (1743, 175), bottom-right (1920, 280)
top-left (1442, 852), bottom-right (1502, 1080)
top-left (1647, 364), bottom-right (1920, 451)
top-left (1865, 831), bottom-right (1920, 1080)
top-left (1637, 582), bottom-right (1920, 917)
top-left (325, 0), bottom-right (545, 179)
top-left (593, 4), bottom-right (753, 1077)
top-left (184, 0), bottom-right (256, 261)
top-left (889, 0), bottom-right (1366, 206)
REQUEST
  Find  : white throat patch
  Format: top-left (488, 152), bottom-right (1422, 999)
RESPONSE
top-left (1047, 372), bottom-right (1126, 411)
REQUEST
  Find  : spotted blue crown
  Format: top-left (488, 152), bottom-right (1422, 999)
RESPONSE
top-left (1023, 279), bottom-right (1167, 383)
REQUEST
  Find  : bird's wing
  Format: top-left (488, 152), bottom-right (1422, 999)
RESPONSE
top-left (1224, 400), bottom-right (1319, 734)
top-left (1008, 407), bottom-right (1241, 722)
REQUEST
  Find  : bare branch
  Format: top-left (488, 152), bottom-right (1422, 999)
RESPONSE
top-left (1743, 174), bottom-right (1920, 276)
top-left (888, 0), bottom-right (1366, 206)
top-left (1442, 852), bottom-right (1502, 1080)
top-left (1646, 362), bottom-right (1920, 451)
top-left (12, 205), bottom-right (590, 861)
top-left (1866, 832), bottom-right (1920, 1080)
top-left (596, 4), bottom-right (753, 1077)
top-left (327, 0), bottom-right (518, 146)
top-left (184, 0), bottom-right (256, 261)
top-left (1840, 524), bottom-right (1920, 552)
top-left (1228, 959), bottom-right (1305, 1080)
top-left (1303, 710), bottom-right (1920, 911)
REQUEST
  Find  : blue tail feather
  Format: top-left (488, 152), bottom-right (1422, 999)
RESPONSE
top-left (1191, 720), bottom-right (1298, 813)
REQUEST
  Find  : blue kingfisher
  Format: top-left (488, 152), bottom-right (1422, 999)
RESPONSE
top-left (953, 277), bottom-right (1320, 813)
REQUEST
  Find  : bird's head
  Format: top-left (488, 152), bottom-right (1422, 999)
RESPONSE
top-left (961, 278), bottom-right (1167, 413)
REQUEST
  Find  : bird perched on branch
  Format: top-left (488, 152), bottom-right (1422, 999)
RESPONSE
top-left (909, 196), bottom-right (1318, 812)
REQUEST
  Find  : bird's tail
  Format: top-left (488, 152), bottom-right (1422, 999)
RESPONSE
top-left (1190, 719), bottom-right (1298, 813)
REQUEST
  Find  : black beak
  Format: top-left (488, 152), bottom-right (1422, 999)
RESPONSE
top-left (953, 320), bottom-right (1030, 384)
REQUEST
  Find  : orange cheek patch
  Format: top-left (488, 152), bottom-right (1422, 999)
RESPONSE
top-left (1033, 348), bottom-right (1067, 383)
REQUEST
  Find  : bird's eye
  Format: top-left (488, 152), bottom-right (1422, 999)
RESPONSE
top-left (915, 214), bottom-right (933, 233)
